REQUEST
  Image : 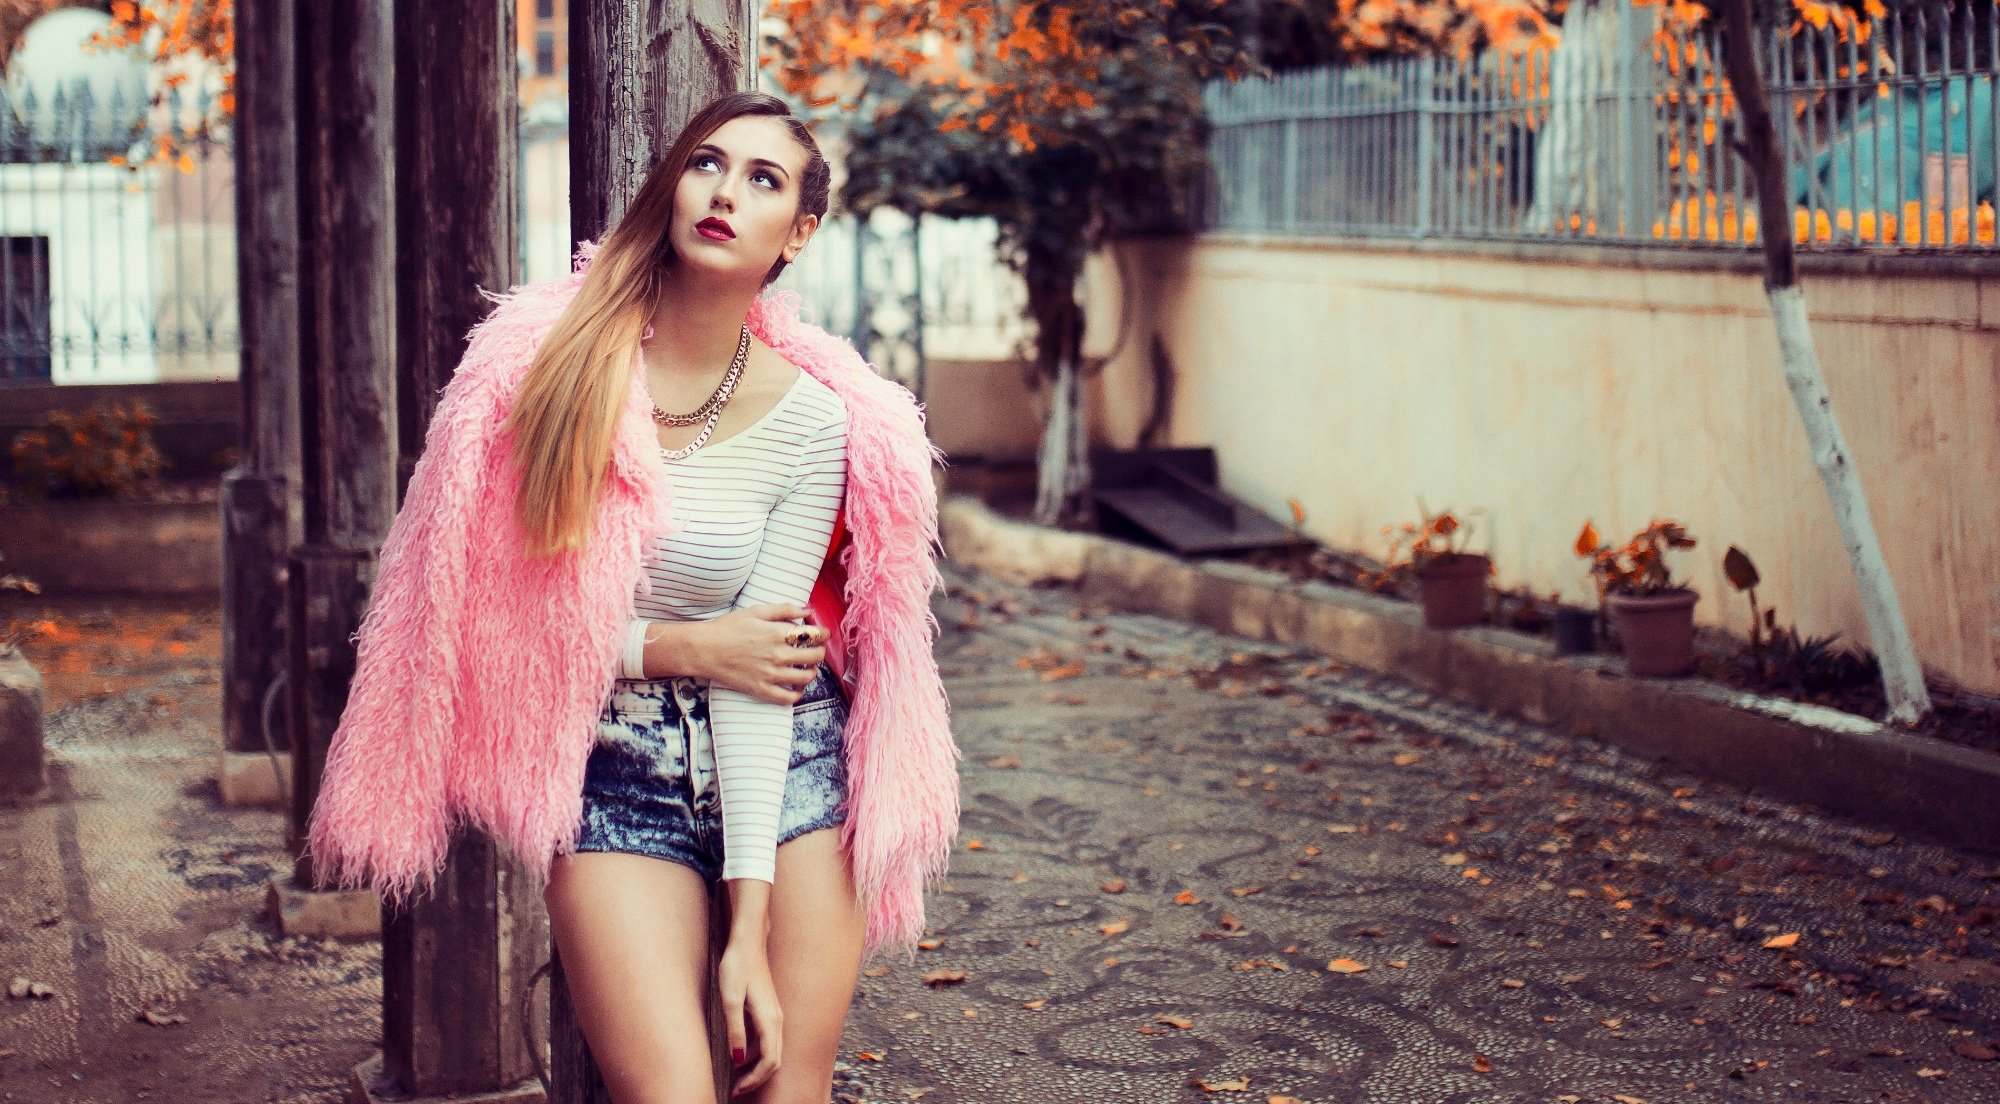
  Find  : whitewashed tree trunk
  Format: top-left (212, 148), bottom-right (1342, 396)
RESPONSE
top-left (1767, 286), bottom-right (1932, 722)
top-left (1033, 351), bottom-right (1090, 527)
top-left (1712, 0), bottom-right (1931, 724)
top-left (1526, 0), bottom-right (1616, 233)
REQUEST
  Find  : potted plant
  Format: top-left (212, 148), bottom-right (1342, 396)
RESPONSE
top-left (1384, 506), bottom-right (1491, 629)
top-left (1576, 519), bottom-right (1700, 676)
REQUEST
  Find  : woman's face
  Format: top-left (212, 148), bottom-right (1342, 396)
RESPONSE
top-left (671, 115), bottom-right (816, 284)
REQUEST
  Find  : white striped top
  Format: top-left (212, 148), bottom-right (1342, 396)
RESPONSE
top-left (616, 365), bottom-right (848, 884)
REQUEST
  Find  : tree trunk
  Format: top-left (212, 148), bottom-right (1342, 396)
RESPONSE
top-left (1714, 0), bottom-right (1931, 724)
top-left (1023, 240), bottom-right (1091, 528)
top-left (1526, 0), bottom-right (1615, 233)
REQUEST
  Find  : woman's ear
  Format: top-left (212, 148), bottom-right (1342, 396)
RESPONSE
top-left (783, 212), bottom-right (820, 264)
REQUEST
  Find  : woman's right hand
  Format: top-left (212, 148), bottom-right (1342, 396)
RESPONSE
top-left (672, 604), bottom-right (827, 704)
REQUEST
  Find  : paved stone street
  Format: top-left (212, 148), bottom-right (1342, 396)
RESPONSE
top-left (2, 567), bottom-right (1998, 1103)
top-left (0, 599), bottom-right (379, 1104)
top-left (834, 565), bottom-right (2000, 1104)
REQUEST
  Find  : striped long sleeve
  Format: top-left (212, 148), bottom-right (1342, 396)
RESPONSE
top-left (706, 408), bottom-right (846, 883)
top-left (613, 370), bottom-right (848, 885)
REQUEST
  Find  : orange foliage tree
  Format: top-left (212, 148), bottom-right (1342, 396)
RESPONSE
top-left (88, 0), bottom-right (233, 171)
top-left (771, 0), bottom-right (1554, 525)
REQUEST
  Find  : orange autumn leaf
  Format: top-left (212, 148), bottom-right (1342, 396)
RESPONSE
top-left (1326, 957), bottom-right (1369, 974)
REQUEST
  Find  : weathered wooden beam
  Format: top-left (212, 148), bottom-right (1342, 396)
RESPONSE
top-left (220, 0), bottom-right (298, 773)
top-left (284, 0), bottom-right (396, 886)
top-left (375, 1), bottom-right (545, 1099)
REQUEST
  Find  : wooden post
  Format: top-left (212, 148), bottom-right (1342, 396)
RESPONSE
top-left (373, 2), bottom-right (547, 1099)
top-left (552, 4), bottom-right (748, 1101)
top-left (284, 0), bottom-right (396, 887)
top-left (220, 0), bottom-right (298, 792)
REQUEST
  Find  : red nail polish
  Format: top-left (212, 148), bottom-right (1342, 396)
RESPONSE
top-left (732, 1047), bottom-right (746, 1064)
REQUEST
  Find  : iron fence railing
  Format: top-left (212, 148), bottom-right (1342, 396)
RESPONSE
top-left (0, 79), bottom-right (235, 384)
top-left (1202, 0), bottom-right (1998, 253)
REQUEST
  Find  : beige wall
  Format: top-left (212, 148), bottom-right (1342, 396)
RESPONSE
top-left (1079, 236), bottom-right (2000, 696)
top-left (922, 356), bottom-right (1046, 462)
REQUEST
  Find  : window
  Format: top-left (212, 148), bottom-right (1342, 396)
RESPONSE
top-left (535, 0), bottom-right (555, 19)
top-left (535, 31), bottom-right (556, 77)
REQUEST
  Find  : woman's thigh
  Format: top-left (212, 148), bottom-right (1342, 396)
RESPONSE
top-left (545, 850), bottom-right (716, 1104)
top-left (745, 825), bottom-right (868, 1104)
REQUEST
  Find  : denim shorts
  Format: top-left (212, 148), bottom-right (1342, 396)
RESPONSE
top-left (572, 663), bottom-right (851, 882)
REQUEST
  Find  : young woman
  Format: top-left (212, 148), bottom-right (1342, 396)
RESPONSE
top-left (305, 91), bottom-right (961, 1104)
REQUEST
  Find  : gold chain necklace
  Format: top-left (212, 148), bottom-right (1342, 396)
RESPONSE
top-left (653, 325), bottom-right (749, 461)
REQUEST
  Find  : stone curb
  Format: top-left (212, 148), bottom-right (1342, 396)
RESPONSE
top-left (940, 495), bottom-right (2000, 856)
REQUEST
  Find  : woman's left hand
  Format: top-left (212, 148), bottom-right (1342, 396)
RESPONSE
top-left (718, 935), bottom-right (783, 1095)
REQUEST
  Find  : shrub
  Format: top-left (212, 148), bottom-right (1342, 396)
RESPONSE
top-left (7, 400), bottom-right (166, 499)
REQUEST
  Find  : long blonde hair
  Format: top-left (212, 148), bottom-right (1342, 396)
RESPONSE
top-left (502, 91), bottom-right (831, 558)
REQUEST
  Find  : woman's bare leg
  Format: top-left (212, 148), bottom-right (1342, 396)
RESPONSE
top-left (545, 851), bottom-right (717, 1104)
top-left (742, 825), bottom-right (868, 1104)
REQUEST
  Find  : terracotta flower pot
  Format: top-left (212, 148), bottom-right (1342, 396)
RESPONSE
top-left (1609, 587), bottom-right (1699, 677)
top-left (1415, 552), bottom-right (1491, 629)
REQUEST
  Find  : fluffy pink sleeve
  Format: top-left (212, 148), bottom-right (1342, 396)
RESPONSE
top-left (303, 357), bottom-right (498, 909)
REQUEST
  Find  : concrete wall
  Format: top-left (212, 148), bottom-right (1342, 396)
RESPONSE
top-left (1079, 235), bottom-right (2000, 696)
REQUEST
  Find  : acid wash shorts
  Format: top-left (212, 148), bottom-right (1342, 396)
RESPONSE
top-left (572, 663), bottom-right (850, 882)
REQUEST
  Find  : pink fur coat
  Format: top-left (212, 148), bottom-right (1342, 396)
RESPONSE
top-left (304, 246), bottom-right (960, 964)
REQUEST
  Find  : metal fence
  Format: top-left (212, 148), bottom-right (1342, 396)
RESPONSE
top-left (1203, 0), bottom-right (1998, 252)
top-left (0, 78), bottom-right (235, 384)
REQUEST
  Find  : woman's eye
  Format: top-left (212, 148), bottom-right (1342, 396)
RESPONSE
top-left (692, 154), bottom-right (776, 189)
top-left (753, 171), bottom-right (778, 188)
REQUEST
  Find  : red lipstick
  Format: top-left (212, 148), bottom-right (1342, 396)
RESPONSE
top-left (696, 216), bottom-right (734, 240)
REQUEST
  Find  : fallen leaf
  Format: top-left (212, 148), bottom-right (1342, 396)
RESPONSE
top-left (1917, 1067), bottom-right (1948, 1079)
top-left (1440, 852), bottom-right (1468, 866)
top-left (1228, 885), bottom-right (1263, 898)
top-left (1954, 1040), bottom-right (1999, 1061)
top-left (1472, 1054), bottom-right (1492, 1073)
top-left (856, 1051), bottom-right (885, 1061)
top-left (1500, 978), bottom-right (1526, 989)
top-left (1193, 1076), bottom-right (1251, 1091)
top-left (1021, 998), bottom-right (1046, 1010)
top-left (1156, 1013), bottom-right (1194, 1029)
top-left (1391, 751), bottom-right (1424, 766)
top-left (965, 839), bottom-right (985, 851)
top-left (863, 965), bottom-right (890, 977)
top-left (1217, 912), bottom-right (1244, 932)
top-left (1763, 932), bottom-right (1801, 950)
top-left (1101, 878), bottom-right (1128, 894)
top-left (1039, 662), bottom-right (1085, 682)
top-left (1326, 958), bottom-right (1369, 974)
top-left (1174, 890), bottom-right (1202, 905)
top-left (917, 937), bottom-right (944, 950)
top-left (921, 968), bottom-right (967, 986)
top-left (1100, 919), bottom-right (1131, 936)
top-left (986, 755), bottom-right (1022, 769)
top-left (138, 1008), bottom-right (187, 1026)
